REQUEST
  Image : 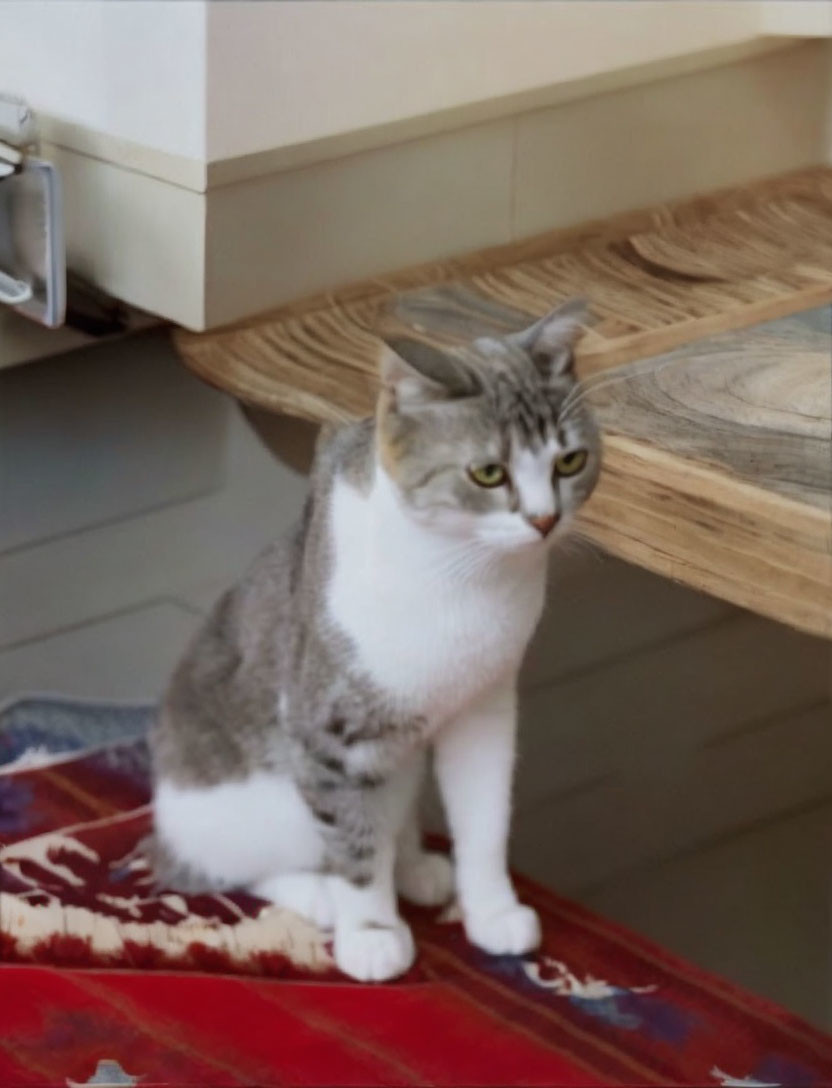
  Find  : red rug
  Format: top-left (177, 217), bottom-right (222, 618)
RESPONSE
top-left (2, 735), bottom-right (832, 1086)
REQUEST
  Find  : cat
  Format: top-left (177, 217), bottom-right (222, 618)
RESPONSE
top-left (150, 298), bottom-right (601, 982)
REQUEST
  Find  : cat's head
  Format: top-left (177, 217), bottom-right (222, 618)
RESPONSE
top-left (377, 299), bottom-right (601, 551)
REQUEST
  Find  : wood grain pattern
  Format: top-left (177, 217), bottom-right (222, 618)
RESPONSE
top-left (176, 167), bottom-right (832, 419)
top-left (174, 168), bottom-right (832, 636)
top-left (590, 310), bottom-right (831, 508)
top-left (581, 309), bottom-right (831, 638)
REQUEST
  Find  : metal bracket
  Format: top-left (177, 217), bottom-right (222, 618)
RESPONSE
top-left (0, 93), bottom-right (66, 327)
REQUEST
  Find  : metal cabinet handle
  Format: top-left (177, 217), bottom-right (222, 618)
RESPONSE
top-left (0, 268), bottom-right (33, 305)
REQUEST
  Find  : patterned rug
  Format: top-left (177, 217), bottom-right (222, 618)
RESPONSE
top-left (2, 695), bottom-right (832, 1087)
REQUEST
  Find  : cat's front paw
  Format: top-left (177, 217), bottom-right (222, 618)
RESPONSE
top-left (335, 920), bottom-right (415, 982)
top-left (396, 851), bottom-right (454, 907)
top-left (465, 903), bottom-right (541, 956)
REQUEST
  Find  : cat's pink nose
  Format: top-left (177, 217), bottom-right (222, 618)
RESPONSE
top-left (529, 514), bottom-right (558, 538)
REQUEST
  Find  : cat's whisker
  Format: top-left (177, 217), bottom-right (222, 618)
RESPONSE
top-left (552, 533), bottom-right (598, 562)
top-left (559, 353), bottom-right (680, 422)
top-left (559, 371), bottom-right (631, 418)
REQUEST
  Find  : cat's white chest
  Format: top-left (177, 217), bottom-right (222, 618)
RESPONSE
top-left (326, 476), bottom-right (545, 722)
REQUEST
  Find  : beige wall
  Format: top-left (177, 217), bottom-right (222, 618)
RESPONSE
top-left (760, 0), bottom-right (832, 37)
top-left (0, 1), bottom-right (206, 159)
top-left (1, 0), bottom-right (820, 167)
top-left (204, 0), bottom-right (764, 161)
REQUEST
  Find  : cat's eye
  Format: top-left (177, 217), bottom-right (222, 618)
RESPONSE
top-left (554, 449), bottom-right (588, 477)
top-left (468, 463), bottom-right (509, 489)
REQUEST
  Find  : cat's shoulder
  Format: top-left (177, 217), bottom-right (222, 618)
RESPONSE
top-left (313, 418), bottom-right (376, 494)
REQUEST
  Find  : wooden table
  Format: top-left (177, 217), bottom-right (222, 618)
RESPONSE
top-left (174, 168), bottom-right (832, 638)
top-left (579, 308), bottom-right (831, 637)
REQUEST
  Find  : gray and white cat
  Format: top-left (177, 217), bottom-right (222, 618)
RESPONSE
top-left (150, 299), bottom-right (600, 982)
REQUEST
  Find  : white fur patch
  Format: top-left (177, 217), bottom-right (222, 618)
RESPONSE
top-left (326, 468), bottom-right (546, 722)
top-left (511, 440), bottom-right (558, 521)
top-left (333, 918), bottom-right (415, 981)
top-left (154, 773), bottom-right (325, 887)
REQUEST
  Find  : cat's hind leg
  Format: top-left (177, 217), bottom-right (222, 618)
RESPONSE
top-left (396, 839), bottom-right (454, 908)
top-left (152, 772), bottom-right (327, 894)
top-left (252, 872), bottom-right (335, 930)
top-left (395, 791), bottom-right (454, 908)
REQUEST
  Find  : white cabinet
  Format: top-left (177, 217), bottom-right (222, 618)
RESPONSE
top-left (1, 1), bottom-right (830, 331)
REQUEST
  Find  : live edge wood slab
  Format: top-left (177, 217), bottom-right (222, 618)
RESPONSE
top-left (175, 168), bottom-right (832, 638)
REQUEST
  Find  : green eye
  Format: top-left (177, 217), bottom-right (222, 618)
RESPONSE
top-left (468, 463), bottom-right (509, 489)
top-left (554, 449), bottom-right (588, 477)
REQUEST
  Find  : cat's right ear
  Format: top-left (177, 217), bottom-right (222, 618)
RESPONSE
top-left (381, 338), bottom-right (477, 409)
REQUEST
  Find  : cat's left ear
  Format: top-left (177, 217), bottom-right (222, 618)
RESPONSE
top-left (380, 337), bottom-right (478, 408)
top-left (508, 298), bottom-right (588, 380)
